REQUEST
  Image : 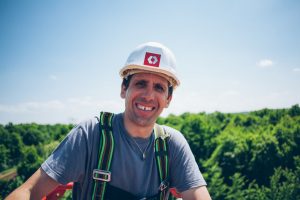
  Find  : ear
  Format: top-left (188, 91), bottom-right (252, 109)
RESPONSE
top-left (165, 94), bottom-right (173, 108)
top-left (120, 84), bottom-right (126, 99)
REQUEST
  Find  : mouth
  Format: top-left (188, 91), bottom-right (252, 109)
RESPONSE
top-left (136, 103), bottom-right (155, 111)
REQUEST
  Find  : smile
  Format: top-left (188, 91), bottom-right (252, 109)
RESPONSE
top-left (136, 103), bottom-right (154, 111)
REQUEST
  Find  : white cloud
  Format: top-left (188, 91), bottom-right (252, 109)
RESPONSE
top-left (0, 97), bottom-right (123, 124)
top-left (0, 100), bottom-right (65, 113)
top-left (257, 59), bottom-right (274, 68)
top-left (67, 96), bottom-right (94, 106)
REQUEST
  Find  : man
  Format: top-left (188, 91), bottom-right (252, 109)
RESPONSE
top-left (6, 42), bottom-right (211, 200)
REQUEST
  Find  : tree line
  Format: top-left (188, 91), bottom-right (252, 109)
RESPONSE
top-left (1, 104), bottom-right (300, 199)
top-left (158, 104), bottom-right (300, 199)
top-left (0, 123), bottom-right (73, 198)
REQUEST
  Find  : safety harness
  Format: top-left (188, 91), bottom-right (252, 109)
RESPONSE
top-left (92, 112), bottom-right (174, 200)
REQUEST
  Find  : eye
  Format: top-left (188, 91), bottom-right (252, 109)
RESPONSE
top-left (135, 80), bottom-right (147, 88)
top-left (154, 84), bottom-right (166, 92)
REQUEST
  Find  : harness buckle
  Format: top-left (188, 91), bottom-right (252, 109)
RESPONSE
top-left (159, 180), bottom-right (169, 191)
top-left (93, 169), bottom-right (111, 182)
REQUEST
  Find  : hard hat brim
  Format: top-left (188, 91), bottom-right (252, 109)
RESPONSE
top-left (119, 65), bottom-right (180, 88)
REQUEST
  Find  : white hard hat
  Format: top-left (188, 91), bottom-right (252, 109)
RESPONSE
top-left (119, 42), bottom-right (180, 88)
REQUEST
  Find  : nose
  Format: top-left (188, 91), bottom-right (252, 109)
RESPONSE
top-left (141, 86), bottom-right (155, 101)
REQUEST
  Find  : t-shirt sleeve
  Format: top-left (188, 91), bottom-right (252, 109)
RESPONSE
top-left (166, 126), bottom-right (207, 193)
top-left (41, 123), bottom-right (90, 185)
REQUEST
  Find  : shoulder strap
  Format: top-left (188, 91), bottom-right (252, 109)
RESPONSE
top-left (154, 124), bottom-right (170, 200)
top-left (92, 112), bottom-right (115, 200)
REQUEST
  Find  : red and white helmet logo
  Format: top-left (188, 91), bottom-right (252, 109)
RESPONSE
top-left (144, 52), bottom-right (161, 67)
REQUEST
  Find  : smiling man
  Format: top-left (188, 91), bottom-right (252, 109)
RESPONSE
top-left (6, 42), bottom-right (211, 200)
top-left (121, 73), bottom-right (172, 138)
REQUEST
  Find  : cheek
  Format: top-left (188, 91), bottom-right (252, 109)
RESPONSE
top-left (124, 90), bottom-right (135, 104)
top-left (159, 95), bottom-right (169, 105)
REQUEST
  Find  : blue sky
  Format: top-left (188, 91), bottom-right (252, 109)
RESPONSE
top-left (0, 0), bottom-right (299, 124)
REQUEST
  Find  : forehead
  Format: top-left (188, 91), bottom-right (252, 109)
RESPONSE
top-left (131, 73), bottom-right (169, 85)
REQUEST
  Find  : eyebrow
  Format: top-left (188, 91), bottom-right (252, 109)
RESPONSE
top-left (134, 78), bottom-right (167, 86)
top-left (134, 79), bottom-right (147, 84)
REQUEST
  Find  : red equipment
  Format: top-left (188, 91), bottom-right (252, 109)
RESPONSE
top-left (42, 182), bottom-right (73, 200)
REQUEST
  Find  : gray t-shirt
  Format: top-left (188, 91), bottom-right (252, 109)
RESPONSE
top-left (42, 113), bottom-right (206, 199)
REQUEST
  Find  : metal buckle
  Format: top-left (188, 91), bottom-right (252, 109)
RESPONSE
top-left (93, 169), bottom-right (111, 182)
top-left (158, 180), bottom-right (169, 191)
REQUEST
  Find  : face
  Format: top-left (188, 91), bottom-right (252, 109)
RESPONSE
top-left (121, 72), bottom-right (172, 128)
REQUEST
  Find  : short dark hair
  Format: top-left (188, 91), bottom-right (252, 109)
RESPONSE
top-left (122, 74), bottom-right (173, 97)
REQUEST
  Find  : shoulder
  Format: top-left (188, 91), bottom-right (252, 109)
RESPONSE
top-left (76, 117), bottom-right (99, 132)
top-left (66, 117), bottom-right (100, 143)
top-left (160, 125), bottom-right (188, 146)
top-left (160, 125), bottom-right (195, 162)
top-left (159, 125), bottom-right (192, 158)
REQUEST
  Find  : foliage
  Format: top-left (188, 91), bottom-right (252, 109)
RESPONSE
top-left (164, 105), bottom-right (300, 199)
top-left (1, 104), bottom-right (300, 198)
top-left (0, 123), bottom-right (73, 197)
top-left (0, 177), bottom-right (23, 200)
top-left (17, 146), bottom-right (43, 181)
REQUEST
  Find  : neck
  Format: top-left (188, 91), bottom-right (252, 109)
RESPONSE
top-left (122, 113), bottom-right (155, 138)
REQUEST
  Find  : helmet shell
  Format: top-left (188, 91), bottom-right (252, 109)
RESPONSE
top-left (119, 42), bottom-right (180, 88)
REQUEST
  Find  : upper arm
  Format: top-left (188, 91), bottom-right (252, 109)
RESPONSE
top-left (181, 186), bottom-right (212, 200)
top-left (6, 168), bottom-right (60, 200)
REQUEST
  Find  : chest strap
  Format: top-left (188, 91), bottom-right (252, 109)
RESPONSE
top-left (92, 112), bottom-right (115, 200)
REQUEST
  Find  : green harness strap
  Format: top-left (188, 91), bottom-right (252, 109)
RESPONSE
top-left (154, 124), bottom-right (171, 200)
top-left (92, 112), bottom-right (171, 200)
top-left (92, 112), bottom-right (115, 200)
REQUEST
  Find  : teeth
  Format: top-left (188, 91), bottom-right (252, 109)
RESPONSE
top-left (145, 107), bottom-right (152, 111)
top-left (137, 104), bottom-right (153, 111)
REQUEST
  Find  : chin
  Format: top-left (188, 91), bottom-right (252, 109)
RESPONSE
top-left (134, 116), bottom-right (156, 127)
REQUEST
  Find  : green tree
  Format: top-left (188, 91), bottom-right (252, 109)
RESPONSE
top-left (267, 167), bottom-right (300, 200)
top-left (0, 145), bottom-right (9, 171)
top-left (17, 146), bottom-right (43, 181)
top-left (180, 114), bottom-right (213, 165)
top-left (22, 128), bottom-right (45, 146)
top-left (243, 182), bottom-right (268, 200)
top-left (204, 164), bottom-right (227, 200)
top-left (9, 132), bottom-right (24, 167)
top-left (0, 177), bottom-right (23, 199)
top-left (288, 104), bottom-right (300, 117)
top-left (225, 173), bottom-right (246, 200)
